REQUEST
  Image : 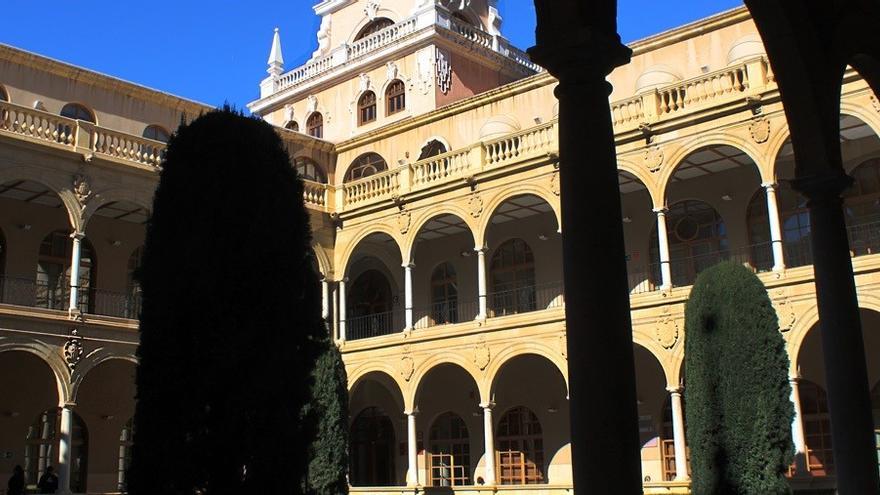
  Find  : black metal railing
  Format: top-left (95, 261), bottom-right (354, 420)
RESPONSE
top-left (412, 299), bottom-right (480, 330)
top-left (91, 288), bottom-right (142, 319)
top-left (0, 276), bottom-right (140, 319)
top-left (848, 220), bottom-right (880, 257)
top-left (628, 266), bottom-right (657, 295)
top-left (488, 280), bottom-right (564, 317)
top-left (346, 309), bottom-right (401, 341)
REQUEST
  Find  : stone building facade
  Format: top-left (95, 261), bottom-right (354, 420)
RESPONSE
top-left (0, 1), bottom-right (878, 493)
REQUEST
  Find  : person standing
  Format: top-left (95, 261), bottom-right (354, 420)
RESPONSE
top-left (37, 465), bottom-right (59, 493)
top-left (7, 465), bottom-right (25, 495)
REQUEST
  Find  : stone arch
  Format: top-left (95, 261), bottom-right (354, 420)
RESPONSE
top-left (348, 11), bottom-right (402, 44)
top-left (347, 365), bottom-right (410, 411)
top-left (486, 343), bottom-right (568, 398)
top-left (69, 349), bottom-right (137, 402)
top-left (417, 136), bottom-right (452, 159)
top-left (658, 135), bottom-right (770, 207)
top-left (81, 189), bottom-right (153, 229)
top-left (410, 357), bottom-right (485, 407)
top-left (0, 169), bottom-right (81, 232)
top-left (477, 185), bottom-right (561, 248)
top-left (840, 103), bottom-right (880, 141)
top-left (311, 240), bottom-right (332, 277)
top-left (617, 157), bottom-right (662, 209)
top-left (404, 209), bottom-right (478, 263)
top-left (337, 224), bottom-right (405, 280)
top-left (631, 331), bottom-right (677, 387)
top-left (0, 338), bottom-right (71, 405)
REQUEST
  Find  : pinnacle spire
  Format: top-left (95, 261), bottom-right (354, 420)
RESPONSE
top-left (267, 27), bottom-right (284, 77)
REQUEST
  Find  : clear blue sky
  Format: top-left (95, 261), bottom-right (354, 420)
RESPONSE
top-left (0, 0), bottom-right (742, 110)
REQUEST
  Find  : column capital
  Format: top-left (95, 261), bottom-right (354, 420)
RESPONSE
top-left (479, 401), bottom-right (495, 410)
top-left (666, 385), bottom-right (684, 395)
top-left (652, 206), bottom-right (668, 215)
top-left (789, 375), bottom-right (801, 384)
top-left (404, 408), bottom-right (419, 417)
top-left (69, 231), bottom-right (85, 241)
top-left (335, 276), bottom-right (349, 284)
top-left (474, 246), bottom-right (489, 254)
top-left (402, 262), bottom-right (416, 269)
top-left (529, 27), bottom-right (631, 84)
top-left (761, 181), bottom-right (778, 190)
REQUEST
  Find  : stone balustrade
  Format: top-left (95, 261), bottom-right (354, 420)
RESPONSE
top-left (343, 168), bottom-right (402, 206)
top-left (302, 179), bottom-right (329, 208)
top-left (411, 147), bottom-right (474, 188)
top-left (484, 120), bottom-right (557, 167)
top-left (89, 123), bottom-right (166, 168)
top-left (0, 101), bottom-right (77, 146)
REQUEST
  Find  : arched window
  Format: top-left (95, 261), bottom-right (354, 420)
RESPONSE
top-left (347, 269), bottom-right (394, 339)
top-left (845, 158), bottom-right (880, 256)
top-left (799, 380), bottom-right (834, 476)
top-left (746, 189), bottom-right (774, 272)
top-left (350, 407), bottom-right (396, 486)
top-left (346, 153), bottom-right (388, 182)
top-left (358, 91), bottom-right (377, 126)
top-left (490, 239), bottom-right (536, 316)
top-left (497, 406), bottom-right (544, 485)
top-left (25, 409), bottom-right (88, 492)
top-left (60, 103), bottom-right (95, 123)
top-left (142, 124), bottom-right (170, 143)
top-left (294, 157), bottom-right (328, 184)
top-left (307, 112), bottom-right (324, 139)
top-left (354, 18), bottom-right (394, 41)
top-left (431, 262), bottom-right (458, 325)
top-left (127, 247), bottom-right (143, 319)
top-left (118, 418), bottom-right (134, 492)
top-left (649, 200), bottom-right (727, 287)
top-left (429, 412), bottom-right (470, 486)
top-left (660, 396), bottom-right (688, 481)
top-left (285, 120), bottom-right (299, 132)
top-left (36, 231), bottom-right (96, 312)
top-left (418, 139), bottom-right (448, 161)
top-left (386, 80), bottom-right (406, 116)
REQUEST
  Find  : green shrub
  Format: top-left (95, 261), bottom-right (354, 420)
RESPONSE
top-left (684, 261), bottom-right (793, 494)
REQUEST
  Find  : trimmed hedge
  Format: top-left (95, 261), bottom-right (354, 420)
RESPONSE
top-left (684, 261), bottom-right (793, 494)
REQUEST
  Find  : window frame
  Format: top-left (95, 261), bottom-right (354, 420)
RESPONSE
top-left (142, 124), bottom-right (170, 143)
top-left (385, 80), bottom-right (406, 116)
top-left (358, 91), bottom-right (378, 126)
top-left (307, 112), bottom-right (324, 139)
top-left (346, 153), bottom-right (388, 182)
top-left (60, 103), bottom-right (96, 124)
top-left (496, 406), bottom-right (545, 485)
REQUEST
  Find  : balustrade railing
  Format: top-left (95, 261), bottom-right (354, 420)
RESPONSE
top-left (0, 275), bottom-right (141, 319)
top-left (612, 95), bottom-right (646, 128)
top-left (413, 299), bottom-right (480, 330)
top-left (448, 15), bottom-right (492, 48)
top-left (302, 180), bottom-right (328, 208)
top-left (484, 121), bottom-right (557, 167)
top-left (848, 220), bottom-right (880, 257)
top-left (91, 288), bottom-right (142, 319)
top-left (411, 148), bottom-right (473, 188)
top-left (349, 17), bottom-right (419, 59)
top-left (628, 266), bottom-right (657, 295)
top-left (488, 280), bottom-right (564, 317)
top-left (654, 61), bottom-right (752, 117)
top-left (91, 125), bottom-right (166, 168)
top-left (343, 169), bottom-right (401, 206)
top-left (0, 101), bottom-right (77, 146)
top-left (346, 309), bottom-right (401, 341)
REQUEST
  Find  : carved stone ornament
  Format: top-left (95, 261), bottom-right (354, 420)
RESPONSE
top-left (559, 333), bottom-right (567, 359)
top-left (654, 308), bottom-right (680, 349)
top-left (473, 341), bottom-right (491, 370)
top-left (306, 95), bottom-right (318, 114)
top-left (774, 289), bottom-right (797, 333)
top-left (467, 193), bottom-right (483, 218)
top-left (441, 0), bottom-right (471, 9)
top-left (359, 73), bottom-right (371, 92)
top-left (398, 210), bottom-right (412, 234)
top-left (550, 170), bottom-right (560, 196)
top-left (436, 48), bottom-right (452, 95)
top-left (63, 328), bottom-right (84, 371)
top-left (284, 104), bottom-right (295, 122)
top-left (386, 61), bottom-right (398, 81)
top-left (364, 0), bottom-right (381, 20)
top-left (643, 146), bottom-right (664, 173)
top-left (871, 95), bottom-right (880, 113)
top-left (749, 118), bottom-right (771, 144)
top-left (416, 48), bottom-right (435, 96)
top-left (72, 173), bottom-right (92, 206)
top-left (399, 355), bottom-right (415, 382)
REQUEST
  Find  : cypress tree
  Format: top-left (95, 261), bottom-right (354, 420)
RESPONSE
top-left (684, 261), bottom-right (793, 494)
top-left (128, 108), bottom-right (324, 494)
top-left (303, 336), bottom-right (350, 495)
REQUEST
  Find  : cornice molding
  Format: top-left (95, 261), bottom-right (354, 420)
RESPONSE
top-left (313, 0), bottom-right (356, 16)
top-left (628, 6), bottom-right (751, 56)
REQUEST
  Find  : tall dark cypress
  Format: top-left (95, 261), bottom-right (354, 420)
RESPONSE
top-left (128, 108), bottom-right (323, 494)
top-left (684, 261), bottom-right (793, 494)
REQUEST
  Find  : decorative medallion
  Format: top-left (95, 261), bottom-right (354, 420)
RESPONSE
top-left (72, 173), bottom-right (92, 206)
top-left (473, 340), bottom-right (491, 370)
top-left (359, 73), bottom-right (371, 93)
top-left (643, 146), bottom-right (664, 173)
top-left (63, 328), bottom-right (84, 371)
top-left (550, 170), bottom-right (560, 196)
top-left (399, 355), bottom-right (415, 382)
top-left (398, 210), bottom-right (412, 234)
top-left (775, 289), bottom-right (797, 333)
top-left (306, 95), bottom-right (318, 114)
top-left (386, 61), bottom-right (398, 82)
top-left (749, 118), bottom-right (771, 144)
top-left (436, 48), bottom-right (452, 95)
top-left (364, 0), bottom-right (381, 20)
top-left (654, 308), bottom-right (679, 349)
top-left (467, 193), bottom-right (483, 218)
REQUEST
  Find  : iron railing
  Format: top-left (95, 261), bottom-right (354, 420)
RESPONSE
top-left (488, 280), bottom-right (564, 317)
top-left (412, 299), bottom-right (480, 330)
top-left (346, 309), bottom-right (401, 340)
top-left (0, 276), bottom-right (140, 319)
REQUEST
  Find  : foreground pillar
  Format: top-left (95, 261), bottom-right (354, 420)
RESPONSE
top-left (58, 404), bottom-right (74, 494)
top-left (529, 8), bottom-right (642, 490)
top-left (789, 376), bottom-right (809, 476)
top-left (668, 387), bottom-right (689, 481)
top-left (68, 232), bottom-right (83, 316)
top-left (654, 207), bottom-right (673, 288)
top-left (763, 182), bottom-right (786, 271)
top-left (481, 402), bottom-right (496, 485)
top-left (406, 410), bottom-right (419, 486)
top-left (793, 170), bottom-right (879, 493)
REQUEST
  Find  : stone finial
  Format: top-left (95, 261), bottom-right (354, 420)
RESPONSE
top-left (267, 27), bottom-right (284, 77)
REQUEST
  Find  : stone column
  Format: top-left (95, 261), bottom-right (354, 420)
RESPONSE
top-left (321, 278), bottom-right (330, 322)
top-left (406, 410), bottom-right (419, 486)
top-left (654, 208), bottom-right (672, 289)
top-left (793, 169), bottom-right (878, 492)
top-left (338, 278), bottom-right (347, 342)
top-left (763, 182), bottom-right (786, 271)
top-left (529, 13), bottom-right (642, 491)
top-left (403, 262), bottom-right (414, 330)
top-left (481, 402), bottom-right (496, 485)
top-left (667, 387), bottom-right (689, 481)
top-left (68, 232), bottom-right (84, 316)
top-left (789, 376), bottom-right (809, 476)
top-left (475, 247), bottom-right (488, 319)
top-left (57, 404), bottom-right (74, 494)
